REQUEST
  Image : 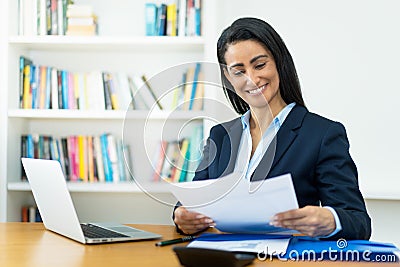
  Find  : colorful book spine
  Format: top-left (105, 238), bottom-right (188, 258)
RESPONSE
top-left (189, 62), bottom-right (201, 110)
top-left (145, 3), bottom-right (158, 36)
top-left (100, 134), bottom-right (113, 182)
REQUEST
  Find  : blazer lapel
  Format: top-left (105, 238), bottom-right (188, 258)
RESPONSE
top-left (218, 118), bottom-right (243, 176)
top-left (251, 105), bottom-right (307, 181)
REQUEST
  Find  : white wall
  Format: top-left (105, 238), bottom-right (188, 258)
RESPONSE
top-left (214, 0), bottom-right (400, 246)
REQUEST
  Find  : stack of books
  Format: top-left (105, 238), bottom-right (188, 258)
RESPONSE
top-left (18, 56), bottom-right (204, 111)
top-left (151, 124), bottom-right (203, 183)
top-left (66, 4), bottom-right (98, 36)
top-left (145, 0), bottom-right (201, 36)
top-left (21, 206), bottom-right (42, 222)
top-left (20, 133), bottom-right (133, 183)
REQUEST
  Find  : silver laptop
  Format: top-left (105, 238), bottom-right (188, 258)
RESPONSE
top-left (21, 158), bottom-right (161, 244)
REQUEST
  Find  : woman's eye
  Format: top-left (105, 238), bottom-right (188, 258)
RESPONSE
top-left (255, 62), bottom-right (266, 69)
top-left (233, 71), bottom-right (244, 76)
top-left (230, 69), bottom-right (245, 76)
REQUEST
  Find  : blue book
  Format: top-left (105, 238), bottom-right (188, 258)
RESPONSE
top-left (194, 0), bottom-right (201, 36)
top-left (188, 63), bottom-right (201, 110)
top-left (45, 67), bottom-right (51, 109)
top-left (100, 134), bottom-right (113, 182)
top-left (30, 65), bottom-right (38, 109)
top-left (61, 70), bottom-right (68, 109)
top-left (157, 4), bottom-right (167, 36)
top-left (27, 134), bottom-right (34, 158)
top-left (145, 3), bottom-right (158, 36)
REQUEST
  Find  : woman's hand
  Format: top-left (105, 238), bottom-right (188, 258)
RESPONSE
top-left (174, 206), bottom-right (215, 235)
top-left (270, 206), bottom-right (336, 237)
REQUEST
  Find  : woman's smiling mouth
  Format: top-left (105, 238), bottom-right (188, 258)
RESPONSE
top-left (247, 84), bottom-right (267, 95)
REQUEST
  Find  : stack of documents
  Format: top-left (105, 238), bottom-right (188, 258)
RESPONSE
top-left (188, 233), bottom-right (291, 255)
top-left (170, 172), bottom-right (299, 234)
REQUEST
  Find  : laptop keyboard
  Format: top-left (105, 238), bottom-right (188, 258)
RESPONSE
top-left (81, 224), bottom-right (130, 238)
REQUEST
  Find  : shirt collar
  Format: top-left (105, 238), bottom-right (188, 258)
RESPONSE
top-left (240, 102), bottom-right (296, 130)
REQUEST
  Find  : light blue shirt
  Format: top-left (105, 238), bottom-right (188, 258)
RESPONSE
top-left (234, 102), bottom-right (342, 238)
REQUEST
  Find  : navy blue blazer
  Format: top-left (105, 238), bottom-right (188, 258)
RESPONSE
top-left (193, 105), bottom-right (371, 240)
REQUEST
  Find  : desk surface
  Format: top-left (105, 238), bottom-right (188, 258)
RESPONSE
top-left (0, 223), bottom-right (396, 267)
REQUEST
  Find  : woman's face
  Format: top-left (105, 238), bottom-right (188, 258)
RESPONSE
top-left (223, 40), bottom-right (283, 111)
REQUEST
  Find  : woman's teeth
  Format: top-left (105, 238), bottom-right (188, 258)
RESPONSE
top-left (248, 85), bottom-right (265, 94)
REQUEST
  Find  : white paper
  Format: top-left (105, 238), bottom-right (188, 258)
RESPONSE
top-left (188, 238), bottom-right (291, 255)
top-left (170, 172), bottom-right (299, 234)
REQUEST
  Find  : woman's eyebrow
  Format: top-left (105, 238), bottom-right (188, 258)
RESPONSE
top-left (228, 54), bottom-right (269, 70)
top-left (250, 54), bottom-right (269, 64)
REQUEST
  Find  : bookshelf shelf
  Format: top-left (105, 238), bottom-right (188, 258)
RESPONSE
top-left (8, 36), bottom-right (205, 52)
top-left (7, 181), bottom-right (172, 193)
top-left (8, 109), bottom-right (208, 120)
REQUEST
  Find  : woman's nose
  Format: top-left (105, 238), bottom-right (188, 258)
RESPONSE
top-left (246, 70), bottom-right (260, 87)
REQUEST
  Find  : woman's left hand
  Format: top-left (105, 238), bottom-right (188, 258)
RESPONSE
top-left (270, 206), bottom-right (336, 237)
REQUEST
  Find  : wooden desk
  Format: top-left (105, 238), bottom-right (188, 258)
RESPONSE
top-left (0, 223), bottom-right (396, 267)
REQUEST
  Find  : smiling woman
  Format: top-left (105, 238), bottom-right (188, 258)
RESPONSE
top-left (173, 17), bottom-right (371, 241)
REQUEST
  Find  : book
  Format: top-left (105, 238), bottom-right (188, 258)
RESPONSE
top-left (127, 76), bottom-right (149, 110)
top-left (30, 64), bottom-right (38, 109)
top-left (22, 63), bottom-right (31, 109)
top-left (186, 124), bottom-right (203, 181)
top-left (93, 136), bottom-right (105, 182)
top-left (160, 140), bottom-right (180, 182)
top-left (194, 0), bottom-right (201, 36)
top-left (50, 0), bottom-right (58, 35)
top-left (172, 138), bottom-right (189, 182)
top-left (182, 66), bottom-right (195, 110)
top-left (114, 73), bottom-right (133, 111)
top-left (102, 72), bottom-right (113, 110)
top-left (106, 134), bottom-right (120, 183)
top-left (145, 3), bottom-right (158, 36)
top-left (19, 56), bottom-right (32, 108)
top-left (177, 0), bottom-right (187, 36)
top-left (86, 71), bottom-right (105, 110)
top-left (152, 140), bottom-right (168, 182)
top-left (20, 135), bottom-right (28, 180)
top-left (100, 133), bottom-right (113, 182)
top-left (66, 4), bottom-right (93, 17)
top-left (51, 67), bottom-right (59, 109)
top-left (191, 71), bottom-right (204, 111)
top-left (141, 75), bottom-right (163, 110)
top-left (131, 75), bottom-right (161, 110)
top-left (166, 3), bottom-right (177, 36)
top-left (188, 62), bottom-right (201, 110)
top-left (77, 135), bottom-right (88, 182)
top-left (61, 70), bottom-right (68, 109)
top-left (157, 3), bottom-right (167, 36)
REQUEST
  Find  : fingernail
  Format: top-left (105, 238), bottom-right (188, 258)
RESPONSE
top-left (204, 218), bottom-right (213, 223)
top-left (196, 215), bottom-right (205, 219)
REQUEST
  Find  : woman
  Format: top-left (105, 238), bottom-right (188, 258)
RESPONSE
top-left (174, 17), bottom-right (371, 240)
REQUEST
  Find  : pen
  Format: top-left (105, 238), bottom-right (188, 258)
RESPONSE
top-left (155, 236), bottom-right (196, 247)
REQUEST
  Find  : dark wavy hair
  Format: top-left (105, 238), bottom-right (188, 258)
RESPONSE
top-left (217, 17), bottom-right (305, 114)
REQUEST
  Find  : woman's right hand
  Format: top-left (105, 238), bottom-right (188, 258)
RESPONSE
top-left (174, 206), bottom-right (215, 235)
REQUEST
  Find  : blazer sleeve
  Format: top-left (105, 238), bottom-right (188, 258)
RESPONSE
top-left (316, 121), bottom-right (371, 240)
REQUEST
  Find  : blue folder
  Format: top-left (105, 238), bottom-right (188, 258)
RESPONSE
top-left (195, 233), bottom-right (399, 262)
top-left (283, 236), bottom-right (399, 262)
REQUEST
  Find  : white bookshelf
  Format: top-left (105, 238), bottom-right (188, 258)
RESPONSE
top-left (8, 181), bottom-right (172, 193)
top-left (8, 35), bottom-right (206, 52)
top-left (8, 109), bottom-right (208, 120)
top-left (0, 0), bottom-right (219, 223)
